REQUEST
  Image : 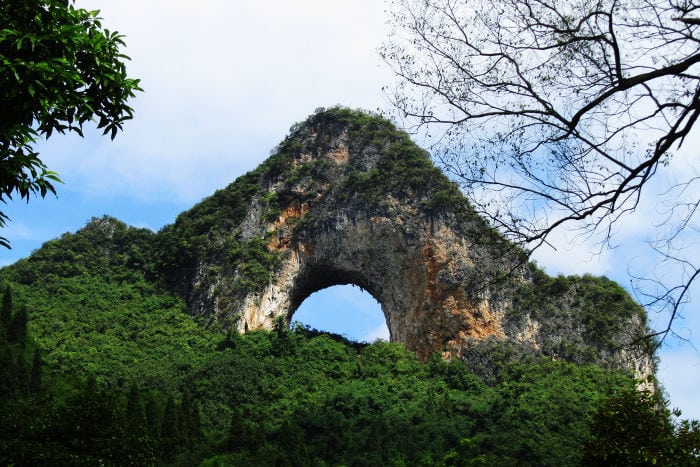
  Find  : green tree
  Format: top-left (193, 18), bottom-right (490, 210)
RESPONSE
top-left (126, 382), bottom-right (145, 428)
top-left (269, 419), bottom-right (309, 466)
top-left (145, 392), bottom-right (161, 442)
top-left (441, 438), bottom-right (489, 466)
top-left (0, 0), bottom-right (141, 248)
top-left (15, 350), bottom-right (29, 396)
top-left (272, 313), bottom-right (293, 357)
top-left (29, 348), bottom-right (41, 395)
top-left (382, 0), bottom-right (700, 340)
top-left (179, 388), bottom-right (203, 447)
top-left (583, 386), bottom-right (700, 465)
top-left (0, 347), bottom-right (17, 397)
top-left (228, 406), bottom-right (263, 454)
top-left (161, 395), bottom-right (180, 460)
top-left (7, 304), bottom-right (27, 347)
top-left (1, 285), bottom-right (11, 328)
top-left (69, 374), bottom-right (117, 446)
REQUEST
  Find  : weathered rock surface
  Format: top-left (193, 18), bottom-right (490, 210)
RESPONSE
top-left (161, 108), bottom-right (654, 378)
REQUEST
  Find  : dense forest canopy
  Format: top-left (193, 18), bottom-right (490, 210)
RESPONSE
top-left (2, 262), bottom-right (694, 465)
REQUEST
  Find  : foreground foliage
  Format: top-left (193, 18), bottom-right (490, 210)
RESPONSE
top-left (0, 0), bottom-right (140, 248)
top-left (583, 386), bottom-right (700, 466)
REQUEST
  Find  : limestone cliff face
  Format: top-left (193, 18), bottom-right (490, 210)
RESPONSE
top-left (160, 108), bottom-right (654, 377)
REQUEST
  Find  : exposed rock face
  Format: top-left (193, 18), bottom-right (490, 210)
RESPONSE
top-left (243, 208), bottom-right (508, 361)
top-left (162, 108), bottom-right (654, 377)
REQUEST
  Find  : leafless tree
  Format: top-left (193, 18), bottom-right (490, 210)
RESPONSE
top-left (381, 0), bottom-right (700, 342)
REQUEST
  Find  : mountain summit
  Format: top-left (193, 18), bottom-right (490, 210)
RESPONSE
top-left (155, 107), bottom-right (653, 377)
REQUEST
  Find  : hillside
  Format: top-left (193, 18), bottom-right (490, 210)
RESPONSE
top-left (2, 108), bottom-right (695, 465)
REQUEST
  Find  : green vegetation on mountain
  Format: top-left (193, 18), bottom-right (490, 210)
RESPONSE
top-left (0, 109), bottom-right (697, 464)
top-left (0, 214), bottom-right (697, 465)
top-left (507, 266), bottom-right (653, 367)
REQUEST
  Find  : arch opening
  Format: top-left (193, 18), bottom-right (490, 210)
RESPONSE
top-left (291, 284), bottom-right (390, 343)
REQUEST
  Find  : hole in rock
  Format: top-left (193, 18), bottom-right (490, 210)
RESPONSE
top-left (291, 285), bottom-right (389, 343)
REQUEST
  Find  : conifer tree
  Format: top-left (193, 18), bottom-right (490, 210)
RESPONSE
top-left (29, 348), bottom-right (41, 395)
top-left (0, 317), bottom-right (6, 348)
top-left (228, 407), bottom-right (261, 453)
top-left (145, 393), bottom-right (161, 441)
top-left (179, 388), bottom-right (192, 447)
top-left (7, 304), bottom-right (27, 347)
top-left (0, 347), bottom-right (16, 397)
top-left (161, 395), bottom-right (180, 460)
top-left (179, 388), bottom-right (203, 447)
top-left (274, 419), bottom-right (309, 465)
top-left (228, 408), bottom-right (245, 452)
top-left (1, 285), bottom-right (11, 328)
top-left (15, 352), bottom-right (29, 396)
top-left (126, 382), bottom-right (146, 428)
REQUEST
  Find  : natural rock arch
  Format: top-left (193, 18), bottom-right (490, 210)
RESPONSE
top-left (291, 284), bottom-right (387, 341)
top-left (286, 264), bottom-right (392, 341)
top-left (247, 211), bottom-right (481, 352)
top-left (166, 107), bottom-right (653, 374)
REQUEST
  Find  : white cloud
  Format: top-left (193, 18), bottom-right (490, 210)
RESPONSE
top-left (363, 322), bottom-right (391, 342)
top-left (62, 0), bottom-right (392, 204)
top-left (335, 284), bottom-right (383, 312)
top-left (1, 221), bottom-right (40, 243)
top-left (530, 228), bottom-right (613, 277)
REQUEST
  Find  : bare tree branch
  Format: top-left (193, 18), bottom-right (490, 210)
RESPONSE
top-left (382, 0), bottom-right (700, 342)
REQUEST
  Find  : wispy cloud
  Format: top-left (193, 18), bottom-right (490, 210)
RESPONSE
top-left (530, 229), bottom-right (613, 277)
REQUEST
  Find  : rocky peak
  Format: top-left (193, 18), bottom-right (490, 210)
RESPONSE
top-left (158, 107), bottom-right (654, 378)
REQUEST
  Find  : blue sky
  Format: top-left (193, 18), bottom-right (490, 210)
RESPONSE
top-left (1, 0), bottom-right (698, 420)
